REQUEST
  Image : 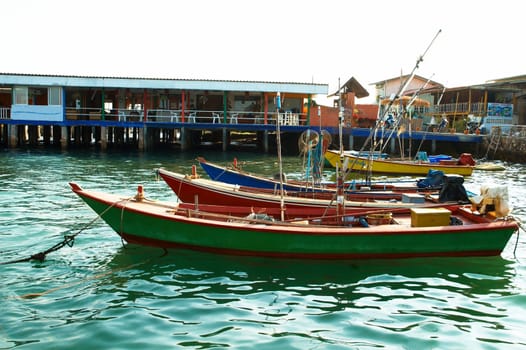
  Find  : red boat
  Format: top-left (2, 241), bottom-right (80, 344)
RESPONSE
top-left (197, 157), bottom-right (445, 201)
top-left (156, 168), bottom-right (466, 214)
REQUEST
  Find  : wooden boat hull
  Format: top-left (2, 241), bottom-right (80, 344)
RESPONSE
top-left (197, 157), bottom-right (434, 200)
top-left (69, 183), bottom-right (518, 259)
top-left (325, 150), bottom-right (474, 176)
top-left (198, 157), bottom-right (309, 191)
top-left (474, 163), bottom-right (506, 171)
top-left (157, 168), bottom-right (444, 213)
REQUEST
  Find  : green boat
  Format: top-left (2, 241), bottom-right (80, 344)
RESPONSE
top-left (69, 182), bottom-right (518, 260)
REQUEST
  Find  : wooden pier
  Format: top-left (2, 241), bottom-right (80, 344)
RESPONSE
top-left (0, 117), bottom-right (484, 157)
top-left (483, 126), bottom-right (526, 162)
top-left (0, 72), bottom-right (492, 157)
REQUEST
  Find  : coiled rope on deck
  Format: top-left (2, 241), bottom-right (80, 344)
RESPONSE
top-left (0, 197), bottom-right (131, 265)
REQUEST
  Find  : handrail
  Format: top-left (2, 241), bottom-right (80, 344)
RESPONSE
top-left (62, 102), bottom-right (509, 126)
top-left (430, 102), bottom-right (488, 115)
top-left (0, 107), bottom-right (10, 119)
top-left (63, 107), bottom-right (307, 125)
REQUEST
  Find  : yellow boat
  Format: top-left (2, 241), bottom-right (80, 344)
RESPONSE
top-left (325, 150), bottom-right (475, 176)
top-left (474, 163), bottom-right (506, 171)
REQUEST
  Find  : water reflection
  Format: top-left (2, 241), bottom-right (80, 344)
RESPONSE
top-left (105, 246), bottom-right (515, 301)
top-left (86, 246), bottom-right (519, 348)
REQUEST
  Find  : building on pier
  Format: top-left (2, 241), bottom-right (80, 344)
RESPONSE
top-left (0, 72), bottom-right (493, 156)
top-left (372, 74), bottom-right (524, 135)
top-left (0, 73), bottom-right (329, 151)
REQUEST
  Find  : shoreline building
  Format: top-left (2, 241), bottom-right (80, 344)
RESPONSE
top-left (0, 73), bottom-right (327, 152)
top-left (0, 72), bottom-right (491, 157)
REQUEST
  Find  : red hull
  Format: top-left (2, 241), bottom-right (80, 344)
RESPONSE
top-left (159, 169), bottom-right (336, 210)
top-left (157, 168), bottom-right (445, 216)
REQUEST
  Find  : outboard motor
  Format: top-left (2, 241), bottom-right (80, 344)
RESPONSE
top-left (438, 174), bottom-right (469, 203)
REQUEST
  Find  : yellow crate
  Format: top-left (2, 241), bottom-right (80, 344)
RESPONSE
top-left (410, 207), bottom-right (451, 227)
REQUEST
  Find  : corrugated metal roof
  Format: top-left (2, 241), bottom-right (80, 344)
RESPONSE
top-left (328, 77), bottom-right (369, 98)
top-left (486, 74), bottom-right (526, 84)
top-left (0, 72), bottom-right (328, 95)
top-left (420, 84), bottom-right (521, 94)
top-left (370, 74), bottom-right (443, 89)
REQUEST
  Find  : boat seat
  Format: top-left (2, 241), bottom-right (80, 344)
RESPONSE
top-left (188, 112), bottom-right (196, 123)
top-left (230, 113), bottom-right (238, 124)
top-left (212, 113), bottom-right (220, 123)
top-left (170, 112), bottom-right (180, 123)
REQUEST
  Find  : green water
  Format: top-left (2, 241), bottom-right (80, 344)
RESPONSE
top-left (1, 149), bottom-right (525, 349)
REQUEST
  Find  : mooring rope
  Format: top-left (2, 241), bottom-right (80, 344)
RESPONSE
top-left (513, 218), bottom-right (524, 259)
top-left (16, 259), bottom-right (148, 299)
top-left (0, 197), bottom-right (131, 265)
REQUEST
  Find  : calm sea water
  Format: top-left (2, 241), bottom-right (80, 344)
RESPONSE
top-left (1, 148), bottom-right (525, 349)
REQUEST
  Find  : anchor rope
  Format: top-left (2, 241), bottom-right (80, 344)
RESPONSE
top-left (0, 197), bottom-right (132, 265)
top-left (16, 259), bottom-right (149, 300)
top-left (512, 217), bottom-right (524, 259)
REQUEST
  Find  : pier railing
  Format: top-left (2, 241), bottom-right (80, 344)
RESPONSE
top-left (64, 107), bottom-right (306, 125)
top-left (0, 107), bottom-right (10, 119)
top-left (429, 102), bottom-right (487, 116)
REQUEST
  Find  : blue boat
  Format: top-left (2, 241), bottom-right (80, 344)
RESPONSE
top-left (196, 157), bottom-right (449, 201)
top-left (198, 157), bottom-right (312, 192)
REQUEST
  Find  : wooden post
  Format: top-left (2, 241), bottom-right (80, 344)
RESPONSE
top-left (467, 88), bottom-right (472, 115)
top-left (43, 125), bottom-right (51, 145)
top-left (143, 90), bottom-right (148, 122)
top-left (100, 126), bottom-right (107, 151)
top-left (180, 127), bottom-right (187, 151)
top-left (484, 91), bottom-right (488, 115)
top-left (390, 137), bottom-right (396, 154)
top-left (138, 127), bottom-right (144, 151)
top-left (452, 91), bottom-right (459, 132)
top-left (60, 126), bottom-right (68, 150)
top-left (223, 91), bottom-right (228, 123)
top-left (101, 88), bottom-right (105, 120)
top-left (8, 125), bottom-right (17, 148)
top-left (306, 94), bottom-right (311, 126)
top-left (181, 90), bottom-right (186, 122)
top-left (264, 92), bottom-right (268, 124)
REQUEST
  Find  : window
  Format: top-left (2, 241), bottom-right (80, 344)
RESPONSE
top-left (48, 87), bottom-right (62, 105)
top-left (14, 87), bottom-right (28, 105)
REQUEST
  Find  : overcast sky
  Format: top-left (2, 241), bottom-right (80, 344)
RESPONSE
top-left (2, 0), bottom-right (524, 103)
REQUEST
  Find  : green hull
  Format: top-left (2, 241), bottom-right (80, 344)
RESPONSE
top-left (73, 185), bottom-right (518, 260)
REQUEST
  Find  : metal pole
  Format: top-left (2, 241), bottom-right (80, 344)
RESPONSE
top-left (276, 92), bottom-right (285, 221)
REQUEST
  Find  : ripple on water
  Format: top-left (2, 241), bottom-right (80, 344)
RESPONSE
top-left (1, 150), bottom-right (526, 349)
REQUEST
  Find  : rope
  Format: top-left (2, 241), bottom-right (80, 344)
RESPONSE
top-left (16, 258), bottom-right (151, 299)
top-left (0, 197), bottom-right (130, 265)
top-left (513, 218), bottom-right (524, 259)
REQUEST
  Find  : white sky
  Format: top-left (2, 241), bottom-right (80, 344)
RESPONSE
top-left (2, 0), bottom-right (524, 103)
